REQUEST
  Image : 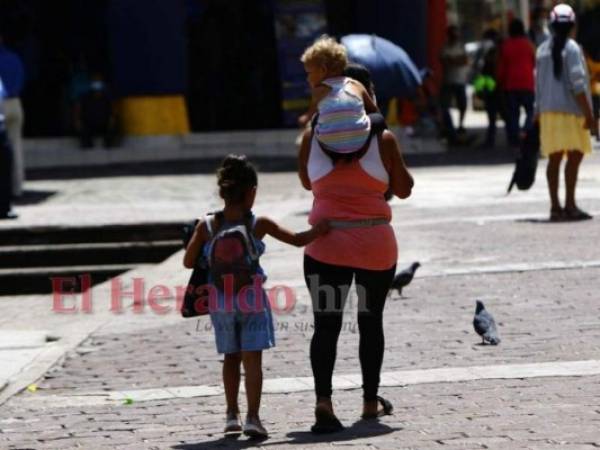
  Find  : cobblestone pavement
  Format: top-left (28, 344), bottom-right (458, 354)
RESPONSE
top-left (1, 152), bottom-right (600, 449)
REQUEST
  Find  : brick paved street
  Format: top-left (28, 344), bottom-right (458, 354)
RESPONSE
top-left (1, 151), bottom-right (600, 449)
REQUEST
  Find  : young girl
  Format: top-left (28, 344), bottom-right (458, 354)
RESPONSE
top-left (300, 35), bottom-right (378, 153)
top-left (183, 155), bottom-right (329, 438)
top-left (535, 4), bottom-right (598, 221)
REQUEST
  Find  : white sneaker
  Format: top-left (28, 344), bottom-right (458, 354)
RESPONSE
top-left (224, 413), bottom-right (242, 434)
top-left (243, 417), bottom-right (268, 439)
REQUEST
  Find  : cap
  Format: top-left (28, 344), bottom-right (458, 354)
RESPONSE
top-left (550, 4), bottom-right (576, 24)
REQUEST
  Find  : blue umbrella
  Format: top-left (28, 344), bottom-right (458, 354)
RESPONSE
top-left (341, 34), bottom-right (422, 99)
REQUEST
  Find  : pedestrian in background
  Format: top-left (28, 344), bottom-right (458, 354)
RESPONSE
top-left (529, 7), bottom-right (550, 48)
top-left (473, 28), bottom-right (502, 148)
top-left (440, 25), bottom-right (469, 144)
top-left (535, 4), bottom-right (598, 221)
top-left (498, 19), bottom-right (536, 148)
top-left (0, 76), bottom-right (17, 220)
top-left (0, 34), bottom-right (25, 198)
top-left (74, 73), bottom-right (117, 149)
top-left (585, 51), bottom-right (600, 126)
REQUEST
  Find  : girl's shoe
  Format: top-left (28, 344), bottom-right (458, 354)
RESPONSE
top-left (243, 417), bottom-right (268, 439)
top-left (224, 413), bottom-right (242, 435)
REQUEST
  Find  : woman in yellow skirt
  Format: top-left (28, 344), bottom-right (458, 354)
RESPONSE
top-left (535, 4), bottom-right (598, 221)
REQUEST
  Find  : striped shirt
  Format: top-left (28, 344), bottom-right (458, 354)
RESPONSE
top-left (315, 77), bottom-right (370, 153)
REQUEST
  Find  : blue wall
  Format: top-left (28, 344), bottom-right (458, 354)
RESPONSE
top-left (108, 0), bottom-right (187, 96)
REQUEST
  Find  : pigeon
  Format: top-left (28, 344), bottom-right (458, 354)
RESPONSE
top-left (391, 262), bottom-right (421, 297)
top-left (473, 300), bottom-right (501, 345)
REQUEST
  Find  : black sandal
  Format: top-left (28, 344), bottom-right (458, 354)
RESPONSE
top-left (563, 208), bottom-right (593, 221)
top-left (549, 208), bottom-right (564, 222)
top-left (361, 396), bottom-right (394, 420)
top-left (310, 405), bottom-right (344, 434)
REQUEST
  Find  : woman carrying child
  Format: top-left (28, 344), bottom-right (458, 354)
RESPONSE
top-left (184, 155), bottom-right (329, 438)
top-left (298, 38), bottom-right (414, 433)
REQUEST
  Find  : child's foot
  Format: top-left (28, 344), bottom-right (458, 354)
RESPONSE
top-left (224, 412), bottom-right (242, 435)
top-left (243, 416), bottom-right (268, 439)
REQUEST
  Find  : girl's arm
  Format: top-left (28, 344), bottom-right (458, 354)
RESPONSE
top-left (183, 220), bottom-right (209, 269)
top-left (379, 130), bottom-right (414, 199)
top-left (254, 217), bottom-right (329, 247)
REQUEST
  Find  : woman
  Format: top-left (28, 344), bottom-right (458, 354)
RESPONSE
top-left (497, 18), bottom-right (536, 147)
top-left (535, 4), bottom-right (598, 221)
top-left (298, 64), bottom-right (414, 433)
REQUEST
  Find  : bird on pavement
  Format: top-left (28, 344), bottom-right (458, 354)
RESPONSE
top-left (391, 262), bottom-right (421, 297)
top-left (473, 300), bottom-right (501, 345)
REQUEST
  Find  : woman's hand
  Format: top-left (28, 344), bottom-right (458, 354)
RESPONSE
top-left (584, 114), bottom-right (599, 138)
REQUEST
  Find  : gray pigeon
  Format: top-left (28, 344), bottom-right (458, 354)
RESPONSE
top-left (391, 262), bottom-right (421, 297)
top-left (473, 300), bottom-right (501, 345)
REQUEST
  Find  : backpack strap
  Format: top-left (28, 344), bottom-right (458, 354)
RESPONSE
top-left (243, 212), bottom-right (259, 261)
top-left (205, 210), bottom-right (224, 238)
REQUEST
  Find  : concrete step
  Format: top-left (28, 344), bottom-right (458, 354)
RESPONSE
top-left (0, 241), bottom-right (181, 269)
top-left (0, 222), bottom-right (185, 246)
top-left (0, 264), bottom-right (146, 296)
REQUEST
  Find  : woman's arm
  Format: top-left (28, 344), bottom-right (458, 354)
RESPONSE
top-left (298, 127), bottom-right (312, 190)
top-left (183, 220), bottom-right (209, 269)
top-left (254, 217), bottom-right (329, 247)
top-left (379, 130), bottom-right (414, 199)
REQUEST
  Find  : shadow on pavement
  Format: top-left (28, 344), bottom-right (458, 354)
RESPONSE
top-left (172, 420), bottom-right (397, 449)
top-left (12, 189), bottom-right (57, 206)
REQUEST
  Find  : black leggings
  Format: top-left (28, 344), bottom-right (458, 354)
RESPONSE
top-left (304, 254), bottom-right (396, 402)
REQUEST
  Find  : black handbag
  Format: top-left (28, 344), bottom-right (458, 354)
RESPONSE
top-left (180, 218), bottom-right (210, 318)
top-left (507, 123), bottom-right (540, 193)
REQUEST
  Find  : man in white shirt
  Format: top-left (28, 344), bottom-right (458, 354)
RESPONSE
top-left (440, 25), bottom-right (469, 144)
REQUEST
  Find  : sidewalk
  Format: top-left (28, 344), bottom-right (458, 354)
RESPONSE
top-left (1, 152), bottom-right (600, 448)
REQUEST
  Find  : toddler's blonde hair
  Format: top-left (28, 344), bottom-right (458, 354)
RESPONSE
top-left (301, 35), bottom-right (348, 75)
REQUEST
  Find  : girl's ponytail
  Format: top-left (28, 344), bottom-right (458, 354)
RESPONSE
top-left (551, 22), bottom-right (574, 80)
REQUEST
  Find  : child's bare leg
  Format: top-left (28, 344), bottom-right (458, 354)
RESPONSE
top-left (241, 351), bottom-right (263, 419)
top-left (223, 352), bottom-right (242, 415)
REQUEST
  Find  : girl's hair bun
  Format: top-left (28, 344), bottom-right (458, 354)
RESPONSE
top-left (216, 154), bottom-right (258, 203)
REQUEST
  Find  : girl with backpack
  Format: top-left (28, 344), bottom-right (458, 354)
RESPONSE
top-left (183, 155), bottom-right (329, 438)
top-left (535, 4), bottom-right (598, 221)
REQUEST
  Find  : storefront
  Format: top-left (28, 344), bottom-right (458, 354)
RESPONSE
top-left (0, 0), bottom-right (438, 137)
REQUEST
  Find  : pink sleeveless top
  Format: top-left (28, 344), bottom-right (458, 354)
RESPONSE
top-left (305, 135), bottom-right (398, 271)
